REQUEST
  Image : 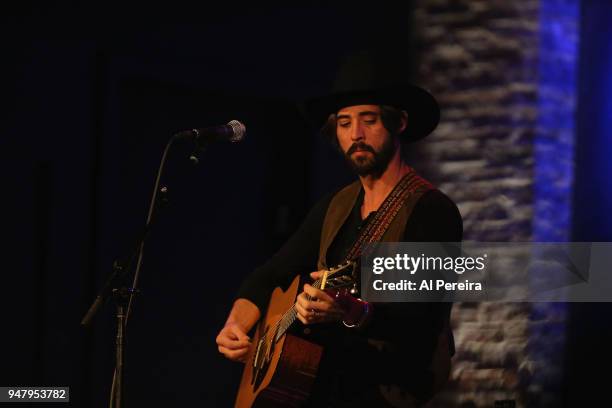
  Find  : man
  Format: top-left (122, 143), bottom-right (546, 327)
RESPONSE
top-left (216, 56), bottom-right (462, 407)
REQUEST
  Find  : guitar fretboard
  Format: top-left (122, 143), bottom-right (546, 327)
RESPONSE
top-left (273, 277), bottom-right (325, 342)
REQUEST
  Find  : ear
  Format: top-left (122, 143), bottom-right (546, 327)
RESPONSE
top-left (398, 110), bottom-right (408, 134)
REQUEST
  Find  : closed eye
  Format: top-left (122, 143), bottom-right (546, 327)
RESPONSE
top-left (362, 114), bottom-right (379, 124)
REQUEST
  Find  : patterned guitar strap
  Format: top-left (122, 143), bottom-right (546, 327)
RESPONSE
top-left (336, 171), bottom-right (442, 408)
top-left (343, 169), bottom-right (433, 264)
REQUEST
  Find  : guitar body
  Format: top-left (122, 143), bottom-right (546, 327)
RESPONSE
top-left (231, 258), bottom-right (452, 407)
top-left (235, 275), bottom-right (323, 408)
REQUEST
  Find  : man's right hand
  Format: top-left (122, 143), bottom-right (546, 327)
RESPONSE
top-left (216, 322), bottom-right (251, 362)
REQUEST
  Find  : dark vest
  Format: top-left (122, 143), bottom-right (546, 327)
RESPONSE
top-left (317, 179), bottom-right (431, 270)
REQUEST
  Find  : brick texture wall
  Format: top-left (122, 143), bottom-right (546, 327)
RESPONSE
top-left (410, 1), bottom-right (578, 406)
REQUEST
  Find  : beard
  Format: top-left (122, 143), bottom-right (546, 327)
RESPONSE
top-left (343, 137), bottom-right (397, 178)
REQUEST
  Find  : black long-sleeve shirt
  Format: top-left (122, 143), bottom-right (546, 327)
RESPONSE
top-left (237, 187), bottom-right (463, 407)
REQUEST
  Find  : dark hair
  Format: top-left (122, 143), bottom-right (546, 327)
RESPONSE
top-left (320, 105), bottom-right (408, 159)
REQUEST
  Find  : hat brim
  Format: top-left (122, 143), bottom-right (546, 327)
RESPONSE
top-left (302, 85), bottom-right (440, 142)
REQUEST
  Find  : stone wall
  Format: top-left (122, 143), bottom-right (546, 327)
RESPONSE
top-left (411, 0), bottom-right (578, 406)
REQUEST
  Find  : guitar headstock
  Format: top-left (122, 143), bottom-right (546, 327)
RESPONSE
top-left (320, 260), bottom-right (357, 291)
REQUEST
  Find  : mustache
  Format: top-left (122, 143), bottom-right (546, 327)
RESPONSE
top-left (346, 142), bottom-right (376, 156)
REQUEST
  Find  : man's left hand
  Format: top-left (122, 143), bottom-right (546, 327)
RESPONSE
top-left (295, 270), bottom-right (345, 325)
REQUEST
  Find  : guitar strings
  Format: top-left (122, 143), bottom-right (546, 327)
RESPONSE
top-left (253, 263), bottom-right (354, 371)
top-left (267, 262), bottom-right (353, 344)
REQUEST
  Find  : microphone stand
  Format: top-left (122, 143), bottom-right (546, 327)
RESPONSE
top-left (81, 135), bottom-right (199, 408)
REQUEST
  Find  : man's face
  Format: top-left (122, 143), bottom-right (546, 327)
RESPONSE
top-left (336, 104), bottom-right (399, 177)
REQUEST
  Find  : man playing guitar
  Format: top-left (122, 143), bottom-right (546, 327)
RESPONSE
top-left (216, 55), bottom-right (462, 407)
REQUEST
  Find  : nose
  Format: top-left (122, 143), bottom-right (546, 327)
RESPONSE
top-left (349, 121), bottom-right (365, 142)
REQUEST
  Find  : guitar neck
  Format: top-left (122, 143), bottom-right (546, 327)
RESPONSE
top-left (273, 277), bottom-right (326, 342)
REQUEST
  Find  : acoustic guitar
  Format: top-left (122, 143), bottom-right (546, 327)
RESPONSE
top-left (234, 261), bottom-right (357, 408)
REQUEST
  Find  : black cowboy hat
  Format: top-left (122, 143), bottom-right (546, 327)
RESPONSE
top-left (303, 51), bottom-right (440, 142)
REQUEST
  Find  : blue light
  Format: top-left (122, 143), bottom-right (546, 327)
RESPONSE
top-left (533, 0), bottom-right (579, 242)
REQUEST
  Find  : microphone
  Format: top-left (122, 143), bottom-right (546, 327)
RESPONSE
top-left (173, 120), bottom-right (246, 144)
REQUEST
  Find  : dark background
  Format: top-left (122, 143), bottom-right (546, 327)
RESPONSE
top-left (2, 2), bottom-right (611, 407)
top-left (1, 3), bottom-right (413, 407)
